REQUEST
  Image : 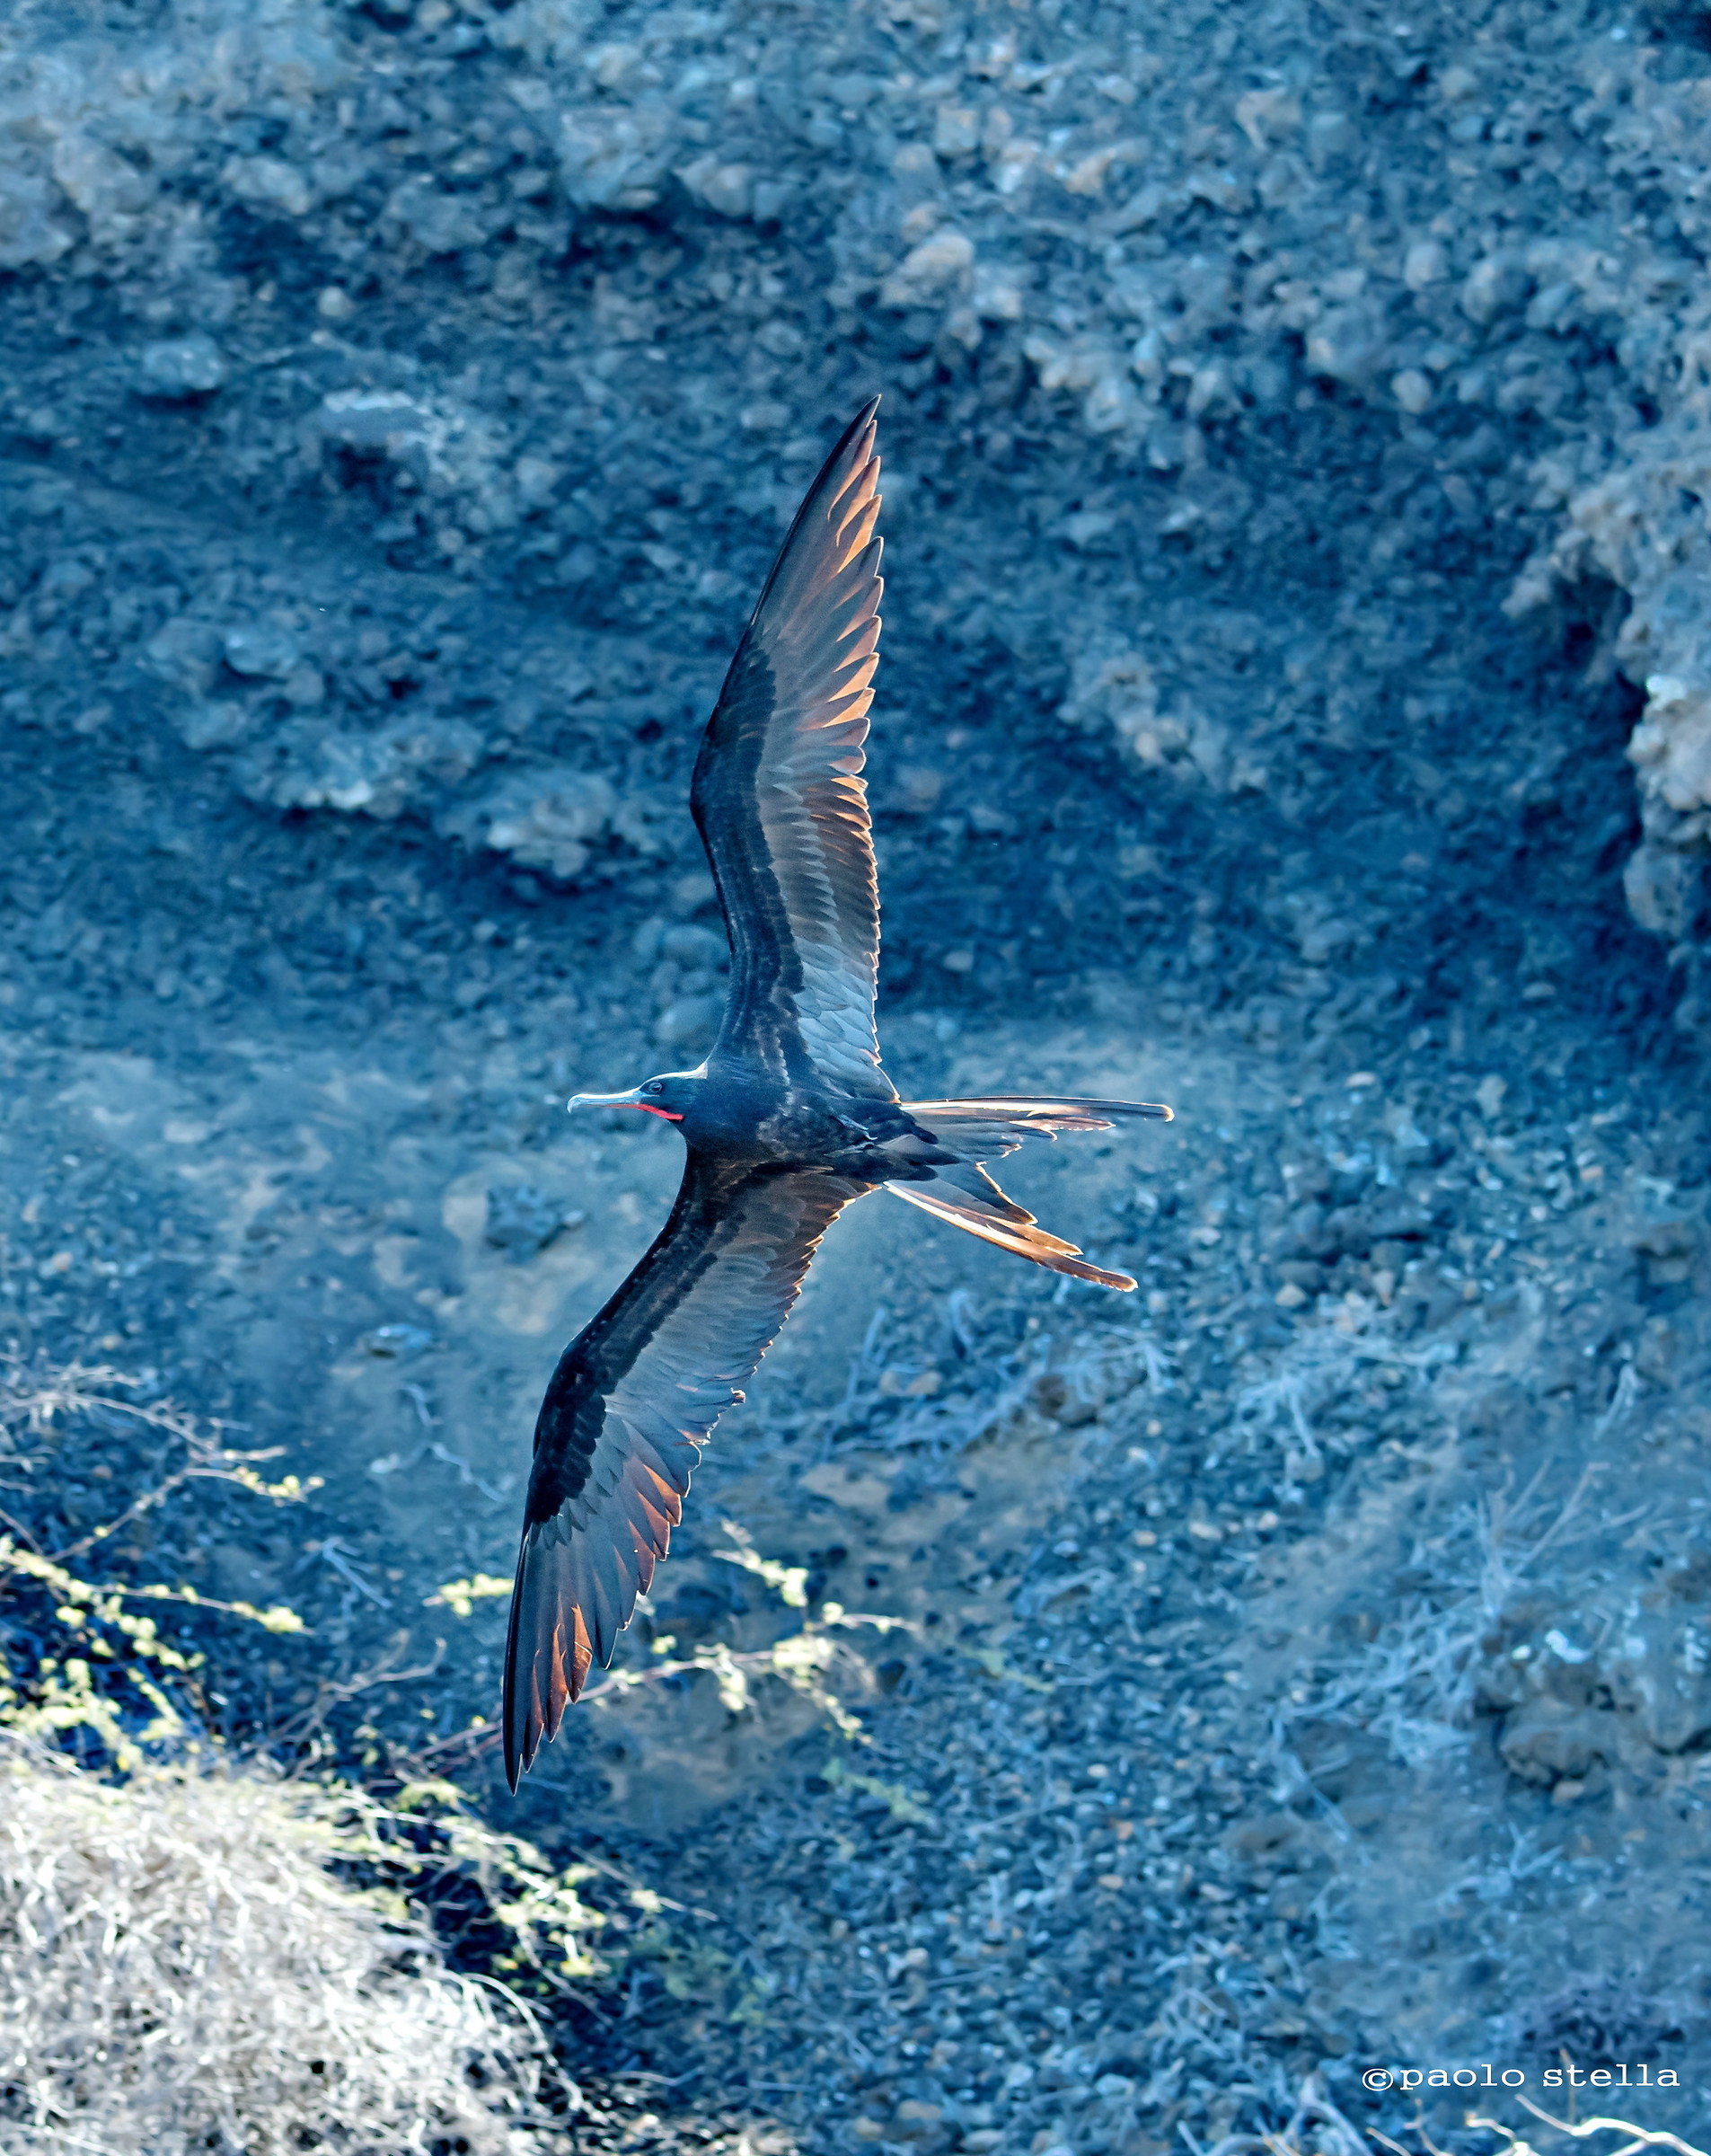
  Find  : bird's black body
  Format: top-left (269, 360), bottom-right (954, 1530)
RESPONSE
top-left (502, 400), bottom-right (1173, 1789)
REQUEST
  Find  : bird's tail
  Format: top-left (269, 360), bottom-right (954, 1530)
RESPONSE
top-left (898, 1093), bottom-right (1172, 1160)
top-left (886, 1158), bottom-right (1136, 1291)
top-left (881, 1092), bottom-right (1170, 1291)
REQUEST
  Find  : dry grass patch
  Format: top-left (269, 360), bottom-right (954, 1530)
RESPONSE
top-left (0, 1737), bottom-right (569, 2156)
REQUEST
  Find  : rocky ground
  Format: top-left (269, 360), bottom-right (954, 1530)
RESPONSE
top-left (3, 0), bottom-right (1711, 2148)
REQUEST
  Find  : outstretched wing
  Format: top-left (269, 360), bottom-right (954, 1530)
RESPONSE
top-left (692, 398), bottom-right (891, 1100)
top-left (504, 1156), bottom-right (863, 1788)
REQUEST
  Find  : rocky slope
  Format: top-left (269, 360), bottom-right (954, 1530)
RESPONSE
top-left (3, 0), bottom-right (1710, 2149)
top-left (4, 0), bottom-right (1711, 1027)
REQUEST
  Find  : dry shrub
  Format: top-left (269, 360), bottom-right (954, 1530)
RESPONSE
top-left (0, 1736), bottom-right (567, 2156)
top-left (1196, 2073), bottom-right (1708, 2156)
top-left (0, 1359), bottom-right (612, 2156)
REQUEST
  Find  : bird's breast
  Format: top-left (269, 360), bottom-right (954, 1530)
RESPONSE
top-left (684, 1075), bottom-right (897, 1168)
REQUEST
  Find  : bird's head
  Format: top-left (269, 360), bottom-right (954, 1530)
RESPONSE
top-left (567, 1070), bottom-right (705, 1124)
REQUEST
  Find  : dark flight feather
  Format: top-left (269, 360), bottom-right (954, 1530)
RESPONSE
top-left (503, 1158), bottom-right (861, 1788)
top-left (692, 397), bottom-right (891, 1100)
top-left (899, 1096), bottom-right (1174, 1156)
top-left (886, 1174), bottom-right (1137, 1291)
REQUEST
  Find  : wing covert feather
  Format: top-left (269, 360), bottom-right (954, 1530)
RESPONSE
top-left (692, 399), bottom-right (892, 1100)
top-left (503, 1158), bottom-right (862, 1787)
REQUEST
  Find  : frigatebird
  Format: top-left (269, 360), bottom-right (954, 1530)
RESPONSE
top-left (503, 398), bottom-right (1172, 1788)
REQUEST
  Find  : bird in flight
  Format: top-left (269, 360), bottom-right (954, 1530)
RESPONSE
top-left (503, 398), bottom-right (1172, 1788)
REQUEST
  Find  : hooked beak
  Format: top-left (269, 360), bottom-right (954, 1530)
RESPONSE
top-left (567, 1088), bottom-right (683, 1122)
top-left (567, 1087), bottom-right (644, 1114)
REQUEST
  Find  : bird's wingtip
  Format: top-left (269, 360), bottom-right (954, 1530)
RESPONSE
top-left (502, 1693), bottom-right (525, 1794)
top-left (501, 1673), bottom-right (527, 1790)
top-left (842, 393), bottom-right (880, 448)
top-left (503, 1686), bottom-right (550, 1791)
top-left (501, 1541), bottom-right (539, 1792)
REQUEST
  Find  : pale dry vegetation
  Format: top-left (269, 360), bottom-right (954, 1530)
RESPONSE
top-left (1200, 2078), bottom-right (1709, 2156)
top-left (0, 1364), bottom-right (604, 2155)
top-left (0, 1737), bottom-right (569, 2156)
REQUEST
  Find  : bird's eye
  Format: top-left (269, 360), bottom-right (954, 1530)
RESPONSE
top-left (645, 1082), bottom-right (663, 1094)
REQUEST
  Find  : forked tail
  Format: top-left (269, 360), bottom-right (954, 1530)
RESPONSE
top-left (898, 1094), bottom-right (1172, 1159)
top-left (885, 1091), bottom-right (1174, 1292)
